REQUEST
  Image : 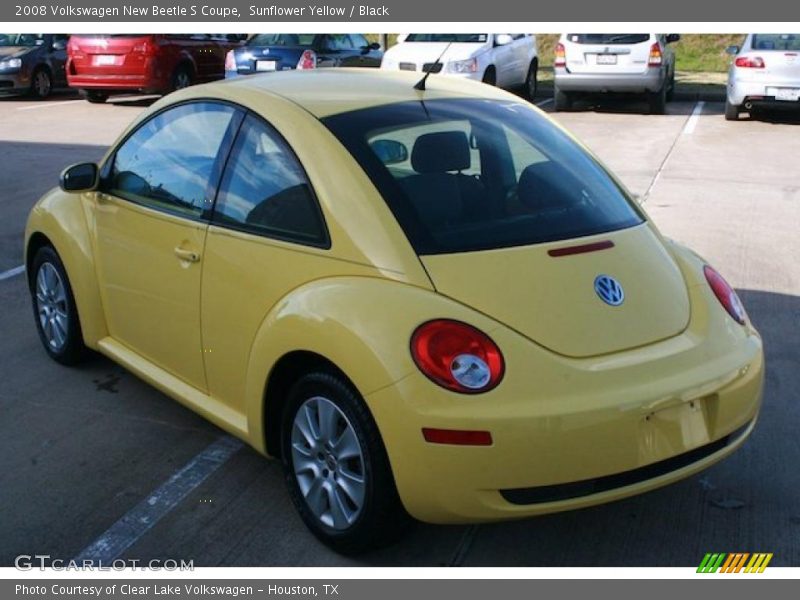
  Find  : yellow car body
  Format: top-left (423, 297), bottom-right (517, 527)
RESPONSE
top-left (25, 71), bottom-right (763, 532)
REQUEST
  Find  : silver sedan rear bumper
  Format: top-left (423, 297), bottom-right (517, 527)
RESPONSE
top-left (554, 68), bottom-right (664, 93)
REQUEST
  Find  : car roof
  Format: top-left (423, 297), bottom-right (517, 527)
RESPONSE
top-left (186, 68), bottom-right (517, 118)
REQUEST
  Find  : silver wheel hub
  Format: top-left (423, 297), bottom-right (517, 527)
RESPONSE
top-left (291, 396), bottom-right (366, 530)
top-left (35, 262), bottom-right (68, 351)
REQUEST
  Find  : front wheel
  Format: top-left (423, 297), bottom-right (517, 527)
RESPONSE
top-left (482, 66), bottom-right (497, 86)
top-left (281, 372), bottom-right (409, 554)
top-left (30, 246), bottom-right (87, 365)
top-left (30, 68), bottom-right (52, 99)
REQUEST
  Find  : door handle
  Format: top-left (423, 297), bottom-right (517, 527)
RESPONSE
top-left (174, 246), bottom-right (201, 263)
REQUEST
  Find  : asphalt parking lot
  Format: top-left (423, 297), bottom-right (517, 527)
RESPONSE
top-left (1, 89), bottom-right (798, 567)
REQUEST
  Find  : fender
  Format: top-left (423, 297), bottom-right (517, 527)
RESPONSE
top-left (25, 189), bottom-right (108, 347)
top-left (242, 276), bottom-right (502, 454)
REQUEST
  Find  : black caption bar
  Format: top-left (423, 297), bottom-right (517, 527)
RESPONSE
top-left (4, 0), bottom-right (797, 21)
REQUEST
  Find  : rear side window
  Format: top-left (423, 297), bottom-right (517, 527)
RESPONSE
top-left (323, 99), bottom-right (643, 255)
top-left (108, 102), bottom-right (235, 218)
top-left (566, 34), bottom-right (651, 45)
top-left (212, 115), bottom-right (328, 247)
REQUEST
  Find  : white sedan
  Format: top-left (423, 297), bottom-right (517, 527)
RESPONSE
top-left (381, 34), bottom-right (539, 98)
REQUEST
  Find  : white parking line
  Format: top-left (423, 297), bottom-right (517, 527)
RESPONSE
top-left (682, 101), bottom-right (706, 135)
top-left (16, 99), bottom-right (85, 111)
top-left (0, 265), bottom-right (25, 281)
top-left (73, 435), bottom-right (243, 562)
top-left (536, 98), bottom-right (554, 107)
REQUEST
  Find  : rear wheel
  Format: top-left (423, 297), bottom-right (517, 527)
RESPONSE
top-left (82, 90), bottom-right (108, 104)
top-left (666, 70), bottom-right (676, 101)
top-left (171, 65), bottom-right (193, 91)
top-left (524, 59), bottom-right (538, 100)
top-left (281, 372), bottom-right (409, 554)
top-left (30, 246), bottom-right (87, 365)
top-left (29, 68), bottom-right (52, 99)
top-left (725, 99), bottom-right (741, 121)
top-left (553, 85), bottom-right (572, 111)
top-left (482, 66), bottom-right (496, 86)
top-left (648, 84), bottom-right (667, 115)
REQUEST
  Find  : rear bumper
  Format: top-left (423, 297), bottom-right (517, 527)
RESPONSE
top-left (728, 76), bottom-right (800, 108)
top-left (67, 73), bottom-right (165, 94)
top-left (555, 67), bottom-right (664, 93)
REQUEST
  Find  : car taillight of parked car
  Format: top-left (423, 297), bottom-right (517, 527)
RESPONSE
top-left (225, 50), bottom-right (236, 71)
top-left (297, 50), bottom-right (317, 70)
top-left (411, 320), bottom-right (505, 394)
top-left (735, 56), bottom-right (765, 68)
top-left (554, 43), bottom-right (566, 67)
top-left (648, 43), bottom-right (663, 66)
top-left (131, 40), bottom-right (159, 56)
top-left (704, 265), bottom-right (747, 325)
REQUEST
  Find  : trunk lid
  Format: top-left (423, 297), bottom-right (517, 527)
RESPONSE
top-left (420, 224), bottom-right (690, 358)
top-left (234, 45), bottom-right (305, 73)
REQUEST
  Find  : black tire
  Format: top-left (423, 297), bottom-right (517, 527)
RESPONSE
top-left (30, 246), bottom-right (87, 366)
top-left (648, 84), bottom-right (667, 115)
top-left (482, 66), bottom-right (497, 86)
top-left (725, 99), bottom-right (740, 121)
top-left (29, 67), bottom-right (52, 99)
top-left (83, 90), bottom-right (108, 104)
top-left (281, 371), bottom-right (410, 554)
top-left (666, 70), bottom-right (676, 102)
top-left (553, 85), bottom-right (572, 111)
top-left (524, 59), bottom-right (538, 100)
top-left (171, 65), bottom-right (194, 91)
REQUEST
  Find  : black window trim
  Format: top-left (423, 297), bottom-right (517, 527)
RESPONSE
top-left (99, 98), bottom-right (244, 224)
top-left (207, 110), bottom-right (332, 250)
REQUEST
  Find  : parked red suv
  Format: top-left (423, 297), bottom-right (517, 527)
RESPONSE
top-left (66, 34), bottom-right (244, 103)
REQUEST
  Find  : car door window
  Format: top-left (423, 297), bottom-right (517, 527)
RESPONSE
top-left (213, 114), bottom-right (328, 247)
top-left (108, 102), bottom-right (235, 218)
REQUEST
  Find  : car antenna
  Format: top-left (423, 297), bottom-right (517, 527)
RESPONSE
top-left (414, 41), bottom-right (452, 91)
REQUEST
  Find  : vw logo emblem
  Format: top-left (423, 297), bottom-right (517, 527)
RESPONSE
top-left (594, 275), bottom-right (625, 306)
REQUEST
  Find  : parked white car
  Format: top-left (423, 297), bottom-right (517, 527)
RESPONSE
top-left (553, 33), bottom-right (680, 114)
top-left (725, 33), bottom-right (800, 121)
top-left (381, 34), bottom-right (539, 98)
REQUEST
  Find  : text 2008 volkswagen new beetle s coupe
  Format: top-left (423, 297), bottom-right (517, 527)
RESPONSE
top-left (25, 70), bottom-right (763, 553)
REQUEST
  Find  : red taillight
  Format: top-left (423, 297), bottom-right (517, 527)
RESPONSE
top-left (132, 39), bottom-right (158, 56)
top-left (648, 42), bottom-right (663, 66)
top-left (225, 49), bottom-right (236, 71)
top-left (704, 266), bottom-right (747, 325)
top-left (735, 56), bottom-right (765, 68)
top-left (297, 49), bottom-right (317, 70)
top-left (411, 320), bottom-right (504, 394)
top-left (554, 43), bottom-right (566, 67)
top-left (422, 428), bottom-right (493, 446)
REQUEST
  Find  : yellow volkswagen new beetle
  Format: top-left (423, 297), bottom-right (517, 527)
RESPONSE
top-left (25, 70), bottom-right (763, 553)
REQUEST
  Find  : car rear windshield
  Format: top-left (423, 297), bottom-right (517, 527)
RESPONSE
top-left (248, 34), bottom-right (316, 47)
top-left (322, 99), bottom-right (643, 255)
top-left (752, 34), bottom-right (800, 51)
top-left (566, 34), bottom-right (651, 45)
top-left (405, 34), bottom-right (488, 43)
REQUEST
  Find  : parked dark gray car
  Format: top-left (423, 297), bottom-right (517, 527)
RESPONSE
top-left (0, 34), bottom-right (69, 99)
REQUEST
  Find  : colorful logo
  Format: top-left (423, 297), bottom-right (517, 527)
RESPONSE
top-left (697, 553), bottom-right (773, 573)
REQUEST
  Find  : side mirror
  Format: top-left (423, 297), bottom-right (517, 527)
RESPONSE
top-left (726, 45), bottom-right (740, 55)
top-left (60, 162), bottom-right (98, 192)
top-left (370, 139), bottom-right (409, 165)
top-left (665, 34), bottom-right (681, 44)
top-left (368, 42), bottom-right (381, 51)
top-left (494, 34), bottom-right (513, 46)
top-left (52, 38), bottom-right (67, 51)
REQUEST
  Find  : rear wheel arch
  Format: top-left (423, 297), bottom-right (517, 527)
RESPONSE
top-left (263, 350), bottom-right (356, 458)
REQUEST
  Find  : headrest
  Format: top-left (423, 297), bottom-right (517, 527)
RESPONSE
top-left (411, 131), bottom-right (471, 173)
top-left (518, 161), bottom-right (579, 210)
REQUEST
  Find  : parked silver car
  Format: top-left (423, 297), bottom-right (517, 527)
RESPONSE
top-left (553, 33), bottom-right (680, 114)
top-left (725, 34), bottom-right (800, 121)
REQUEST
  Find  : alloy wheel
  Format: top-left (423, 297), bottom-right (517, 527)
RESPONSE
top-left (290, 395), bottom-right (366, 530)
top-left (35, 262), bottom-right (68, 351)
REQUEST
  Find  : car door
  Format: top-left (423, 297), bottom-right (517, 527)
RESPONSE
top-left (200, 113), bottom-right (332, 413)
top-left (49, 34), bottom-right (69, 86)
top-left (319, 34), bottom-right (357, 67)
top-left (510, 34), bottom-right (531, 84)
top-left (93, 101), bottom-right (240, 391)
top-left (349, 34), bottom-right (381, 67)
top-left (491, 34), bottom-right (517, 87)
